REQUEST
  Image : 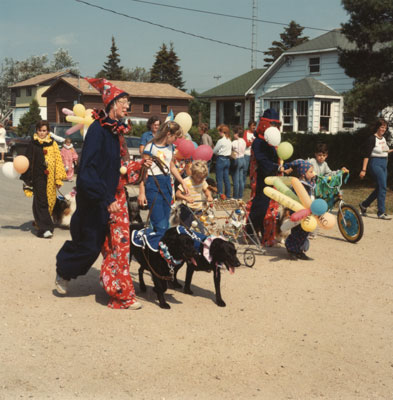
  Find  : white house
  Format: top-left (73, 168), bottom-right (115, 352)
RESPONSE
top-left (247, 29), bottom-right (364, 134)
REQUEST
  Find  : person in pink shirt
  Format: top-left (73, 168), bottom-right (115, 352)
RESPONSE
top-left (60, 138), bottom-right (78, 181)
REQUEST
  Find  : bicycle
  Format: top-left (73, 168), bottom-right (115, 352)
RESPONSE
top-left (315, 171), bottom-right (364, 243)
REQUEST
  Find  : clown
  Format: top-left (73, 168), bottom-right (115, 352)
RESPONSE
top-left (246, 108), bottom-right (291, 245)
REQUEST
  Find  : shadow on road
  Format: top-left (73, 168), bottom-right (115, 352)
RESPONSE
top-left (1, 221), bottom-right (35, 234)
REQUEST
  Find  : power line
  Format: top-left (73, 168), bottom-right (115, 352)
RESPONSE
top-left (75, 0), bottom-right (267, 53)
top-left (124, 0), bottom-right (331, 32)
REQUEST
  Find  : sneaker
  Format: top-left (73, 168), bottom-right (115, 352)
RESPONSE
top-left (55, 274), bottom-right (69, 295)
top-left (287, 251), bottom-right (298, 261)
top-left (43, 230), bottom-right (53, 238)
top-left (359, 202), bottom-right (367, 216)
top-left (128, 299), bottom-right (142, 310)
top-left (296, 252), bottom-right (312, 261)
top-left (378, 213), bottom-right (392, 220)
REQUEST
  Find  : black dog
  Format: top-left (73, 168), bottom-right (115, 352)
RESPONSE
top-left (130, 227), bottom-right (198, 309)
top-left (173, 236), bottom-right (241, 307)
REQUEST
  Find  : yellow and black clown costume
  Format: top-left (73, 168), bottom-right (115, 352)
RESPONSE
top-left (21, 133), bottom-right (66, 236)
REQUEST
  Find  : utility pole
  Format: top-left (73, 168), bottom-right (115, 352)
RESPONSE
top-left (251, 0), bottom-right (258, 70)
top-left (213, 75), bottom-right (222, 84)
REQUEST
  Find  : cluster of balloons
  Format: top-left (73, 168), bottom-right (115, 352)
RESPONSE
top-left (63, 104), bottom-right (94, 137)
top-left (2, 155), bottom-right (30, 180)
top-left (175, 138), bottom-right (213, 161)
top-left (263, 176), bottom-right (336, 232)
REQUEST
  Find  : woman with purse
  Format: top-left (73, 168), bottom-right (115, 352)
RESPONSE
top-left (230, 126), bottom-right (246, 199)
top-left (21, 120), bottom-right (66, 238)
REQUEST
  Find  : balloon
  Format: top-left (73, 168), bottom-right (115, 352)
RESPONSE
top-left (66, 123), bottom-right (84, 136)
top-left (265, 176), bottom-right (293, 186)
top-left (291, 177), bottom-right (312, 208)
top-left (193, 144), bottom-right (213, 161)
top-left (174, 148), bottom-right (184, 160)
top-left (13, 155), bottom-right (29, 174)
top-left (264, 127), bottom-right (281, 146)
top-left (73, 103), bottom-right (86, 117)
top-left (177, 139), bottom-right (195, 159)
top-left (280, 218), bottom-right (301, 232)
top-left (2, 162), bottom-right (20, 179)
top-left (310, 199), bottom-right (328, 216)
top-left (174, 112), bottom-right (192, 134)
top-left (301, 215), bottom-right (317, 232)
top-left (66, 115), bottom-right (85, 124)
top-left (263, 187), bottom-right (304, 212)
top-left (62, 108), bottom-right (74, 116)
top-left (317, 212), bottom-right (336, 229)
top-left (272, 177), bottom-right (299, 202)
top-left (277, 141), bottom-right (293, 160)
top-left (174, 137), bottom-right (184, 146)
top-left (290, 208), bottom-right (311, 222)
top-left (84, 109), bottom-right (94, 125)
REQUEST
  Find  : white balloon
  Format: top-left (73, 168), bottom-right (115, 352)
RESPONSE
top-left (174, 112), bottom-right (193, 134)
top-left (2, 162), bottom-right (20, 179)
top-left (264, 127), bottom-right (281, 147)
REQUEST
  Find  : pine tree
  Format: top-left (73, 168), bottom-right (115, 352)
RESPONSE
top-left (150, 42), bottom-right (185, 89)
top-left (98, 36), bottom-right (123, 80)
top-left (263, 21), bottom-right (309, 67)
top-left (338, 0), bottom-right (393, 123)
top-left (18, 99), bottom-right (42, 136)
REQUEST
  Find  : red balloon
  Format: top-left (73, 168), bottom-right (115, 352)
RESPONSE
top-left (290, 208), bottom-right (311, 222)
top-left (193, 144), bottom-right (213, 161)
top-left (177, 139), bottom-right (195, 159)
top-left (174, 138), bottom-right (184, 146)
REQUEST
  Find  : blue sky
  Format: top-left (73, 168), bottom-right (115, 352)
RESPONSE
top-left (0, 0), bottom-right (349, 92)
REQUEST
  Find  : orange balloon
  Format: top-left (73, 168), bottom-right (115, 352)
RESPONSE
top-left (291, 177), bottom-right (312, 208)
top-left (317, 212), bottom-right (336, 229)
top-left (13, 155), bottom-right (29, 174)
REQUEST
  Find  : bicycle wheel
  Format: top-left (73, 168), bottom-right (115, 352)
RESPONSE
top-left (243, 248), bottom-right (255, 268)
top-left (337, 204), bottom-right (364, 243)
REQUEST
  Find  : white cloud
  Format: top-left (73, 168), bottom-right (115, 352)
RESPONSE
top-left (52, 34), bottom-right (75, 46)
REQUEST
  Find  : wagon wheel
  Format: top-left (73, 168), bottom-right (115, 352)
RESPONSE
top-left (243, 248), bottom-right (255, 268)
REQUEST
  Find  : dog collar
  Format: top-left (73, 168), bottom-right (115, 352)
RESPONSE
top-left (159, 241), bottom-right (183, 267)
top-left (202, 235), bottom-right (226, 271)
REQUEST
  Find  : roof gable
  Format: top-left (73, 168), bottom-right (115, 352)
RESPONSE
top-left (286, 29), bottom-right (356, 53)
top-left (9, 70), bottom-right (77, 88)
top-left (42, 77), bottom-right (193, 100)
top-left (199, 69), bottom-right (266, 98)
top-left (264, 77), bottom-right (340, 98)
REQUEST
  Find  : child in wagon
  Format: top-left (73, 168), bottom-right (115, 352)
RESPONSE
top-left (60, 137), bottom-right (78, 181)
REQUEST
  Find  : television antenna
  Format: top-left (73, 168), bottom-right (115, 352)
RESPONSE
top-left (251, 0), bottom-right (258, 69)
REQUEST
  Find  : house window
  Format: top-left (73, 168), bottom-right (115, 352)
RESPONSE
top-left (309, 57), bottom-right (320, 74)
top-left (161, 104), bottom-right (168, 114)
top-left (320, 101), bottom-right (331, 132)
top-left (15, 88), bottom-right (21, 97)
top-left (343, 113), bottom-right (354, 129)
top-left (143, 104), bottom-right (150, 113)
top-left (297, 100), bottom-right (308, 132)
top-left (283, 101), bottom-right (293, 132)
top-left (270, 101), bottom-right (280, 113)
top-left (26, 87), bottom-right (32, 97)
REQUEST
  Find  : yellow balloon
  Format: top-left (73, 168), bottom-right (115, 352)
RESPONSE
top-left (73, 103), bottom-right (86, 117)
top-left (66, 115), bottom-right (85, 124)
top-left (263, 187), bottom-right (304, 212)
top-left (264, 176), bottom-right (293, 186)
top-left (317, 212), bottom-right (336, 229)
top-left (291, 177), bottom-right (312, 208)
top-left (301, 215), bottom-right (317, 232)
top-left (174, 112), bottom-right (192, 133)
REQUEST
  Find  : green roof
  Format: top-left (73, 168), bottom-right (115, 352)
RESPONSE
top-left (264, 77), bottom-right (340, 98)
top-left (286, 29), bottom-right (357, 53)
top-left (199, 69), bottom-right (266, 98)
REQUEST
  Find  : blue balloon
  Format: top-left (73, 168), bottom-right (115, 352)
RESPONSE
top-left (310, 199), bottom-right (328, 216)
top-left (192, 141), bottom-right (198, 148)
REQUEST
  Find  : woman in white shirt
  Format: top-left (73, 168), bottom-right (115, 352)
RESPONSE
top-left (230, 126), bottom-right (247, 199)
top-left (213, 124), bottom-right (232, 198)
top-left (0, 123), bottom-right (7, 163)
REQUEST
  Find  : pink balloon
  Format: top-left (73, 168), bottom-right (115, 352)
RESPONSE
top-left (62, 108), bottom-right (74, 116)
top-left (193, 144), bottom-right (213, 161)
top-left (290, 208), bottom-right (311, 222)
top-left (177, 139), bottom-right (195, 159)
top-left (174, 138), bottom-right (184, 146)
top-left (66, 123), bottom-right (84, 135)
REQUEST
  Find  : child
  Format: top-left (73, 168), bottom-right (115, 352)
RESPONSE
top-left (176, 160), bottom-right (213, 230)
top-left (284, 159), bottom-right (316, 260)
top-left (60, 137), bottom-right (78, 181)
top-left (138, 121), bottom-right (189, 237)
top-left (308, 143), bottom-right (348, 177)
